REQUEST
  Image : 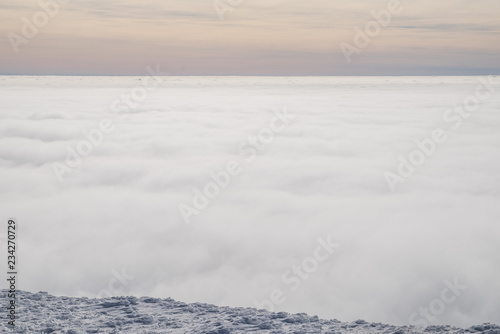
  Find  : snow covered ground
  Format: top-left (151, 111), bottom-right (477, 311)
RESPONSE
top-left (2, 290), bottom-right (500, 334)
top-left (0, 76), bottom-right (499, 327)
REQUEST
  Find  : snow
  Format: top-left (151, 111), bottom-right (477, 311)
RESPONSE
top-left (0, 76), bottom-right (499, 327)
top-left (2, 290), bottom-right (499, 334)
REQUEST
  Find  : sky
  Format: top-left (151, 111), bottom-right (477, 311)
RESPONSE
top-left (0, 0), bottom-right (499, 75)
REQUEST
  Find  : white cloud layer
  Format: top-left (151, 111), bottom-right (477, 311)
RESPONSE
top-left (0, 75), bottom-right (499, 327)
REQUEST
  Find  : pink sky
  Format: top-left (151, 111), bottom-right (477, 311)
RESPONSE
top-left (1, 0), bottom-right (499, 75)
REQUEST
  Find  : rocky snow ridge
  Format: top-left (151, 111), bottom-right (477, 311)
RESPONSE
top-left (1, 290), bottom-right (499, 334)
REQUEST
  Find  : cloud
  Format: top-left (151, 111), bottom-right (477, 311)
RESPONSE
top-left (0, 75), bottom-right (500, 327)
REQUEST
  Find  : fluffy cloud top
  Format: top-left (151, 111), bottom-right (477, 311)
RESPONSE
top-left (0, 75), bottom-right (499, 327)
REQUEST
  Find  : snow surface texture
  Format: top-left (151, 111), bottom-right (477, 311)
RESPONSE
top-left (2, 290), bottom-right (500, 334)
top-left (0, 76), bottom-right (500, 327)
